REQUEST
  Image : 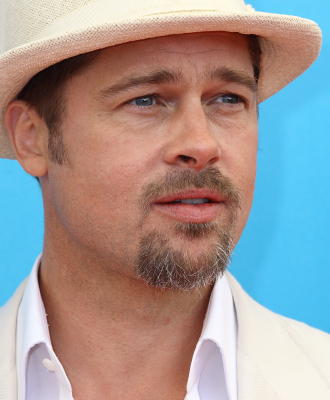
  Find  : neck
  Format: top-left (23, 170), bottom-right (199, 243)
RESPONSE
top-left (39, 227), bottom-right (212, 400)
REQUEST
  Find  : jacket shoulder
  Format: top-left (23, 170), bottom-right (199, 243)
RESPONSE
top-left (0, 281), bottom-right (26, 322)
top-left (278, 312), bottom-right (330, 381)
top-left (0, 281), bottom-right (26, 400)
top-left (0, 280), bottom-right (27, 364)
top-left (226, 271), bottom-right (330, 395)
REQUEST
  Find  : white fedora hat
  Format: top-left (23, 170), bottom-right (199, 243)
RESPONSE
top-left (0, 0), bottom-right (322, 159)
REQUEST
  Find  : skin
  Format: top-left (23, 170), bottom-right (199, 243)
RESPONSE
top-left (5, 32), bottom-right (258, 400)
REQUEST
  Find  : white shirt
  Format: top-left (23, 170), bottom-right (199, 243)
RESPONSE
top-left (16, 256), bottom-right (237, 400)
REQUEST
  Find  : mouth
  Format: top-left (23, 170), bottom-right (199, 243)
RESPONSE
top-left (152, 190), bottom-right (225, 223)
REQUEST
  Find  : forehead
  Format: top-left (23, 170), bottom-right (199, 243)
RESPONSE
top-left (83, 32), bottom-right (253, 81)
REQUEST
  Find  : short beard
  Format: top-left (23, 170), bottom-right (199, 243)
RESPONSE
top-left (135, 167), bottom-right (240, 290)
top-left (136, 226), bottom-right (233, 290)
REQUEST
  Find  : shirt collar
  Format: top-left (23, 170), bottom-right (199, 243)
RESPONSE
top-left (16, 255), bottom-right (72, 400)
top-left (17, 255), bottom-right (51, 361)
top-left (17, 256), bottom-right (237, 400)
top-left (186, 272), bottom-right (237, 400)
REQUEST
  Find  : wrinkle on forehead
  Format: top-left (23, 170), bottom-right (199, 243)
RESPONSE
top-left (98, 66), bottom-right (257, 102)
top-left (75, 31), bottom-right (256, 100)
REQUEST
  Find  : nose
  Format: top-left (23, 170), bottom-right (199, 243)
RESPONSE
top-left (163, 101), bottom-right (221, 171)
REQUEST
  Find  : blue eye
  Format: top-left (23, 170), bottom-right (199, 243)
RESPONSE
top-left (130, 95), bottom-right (157, 107)
top-left (216, 94), bottom-right (243, 104)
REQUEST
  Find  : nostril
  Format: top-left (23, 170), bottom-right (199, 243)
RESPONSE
top-left (178, 154), bottom-right (195, 163)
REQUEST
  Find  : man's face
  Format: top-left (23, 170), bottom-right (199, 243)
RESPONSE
top-left (44, 32), bottom-right (258, 289)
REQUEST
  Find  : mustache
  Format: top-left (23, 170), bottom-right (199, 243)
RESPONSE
top-left (140, 167), bottom-right (241, 211)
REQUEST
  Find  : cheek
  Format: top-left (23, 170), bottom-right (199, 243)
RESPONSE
top-left (223, 115), bottom-right (258, 180)
top-left (46, 159), bottom-right (145, 268)
top-left (224, 122), bottom-right (258, 224)
top-left (55, 120), bottom-right (160, 229)
top-left (236, 133), bottom-right (257, 194)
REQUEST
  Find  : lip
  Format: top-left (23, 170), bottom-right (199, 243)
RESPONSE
top-left (153, 189), bottom-right (224, 204)
top-left (151, 189), bottom-right (225, 223)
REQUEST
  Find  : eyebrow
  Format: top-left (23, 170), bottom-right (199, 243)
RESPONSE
top-left (209, 67), bottom-right (257, 93)
top-left (99, 70), bottom-right (183, 99)
top-left (98, 66), bottom-right (257, 100)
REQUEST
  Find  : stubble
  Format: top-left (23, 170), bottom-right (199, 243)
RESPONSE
top-left (135, 168), bottom-right (240, 290)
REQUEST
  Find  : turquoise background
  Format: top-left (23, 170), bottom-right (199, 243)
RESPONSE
top-left (0, 1), bottom-right (329, 333)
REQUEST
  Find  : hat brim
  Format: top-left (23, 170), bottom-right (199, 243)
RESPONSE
top-left (0, 10), bottom-right (322, 159)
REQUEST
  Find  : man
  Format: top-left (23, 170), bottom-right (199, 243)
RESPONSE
top-left (0, 0), bottom-right (329, 399)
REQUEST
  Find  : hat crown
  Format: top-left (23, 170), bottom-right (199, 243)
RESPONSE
top-left (3, 0), bottom-right (92, 50)
top-left (2, 0), bottom-right (248, 51)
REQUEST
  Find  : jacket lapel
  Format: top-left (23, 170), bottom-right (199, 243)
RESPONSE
top-left (0, 282), bottom-right (26, 400)
top-left (236, 354), bottom-right (280, 400)
top-left (226, 272), bottom-right (330, 400)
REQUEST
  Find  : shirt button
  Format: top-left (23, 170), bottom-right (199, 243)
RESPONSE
top-left (42, 358), bottom-right (56, 372)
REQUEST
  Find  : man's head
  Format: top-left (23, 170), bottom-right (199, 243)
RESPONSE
top-left (5, 32), bottom-right (258, 289)
top-left (0, 0), bottom-right (322, 290)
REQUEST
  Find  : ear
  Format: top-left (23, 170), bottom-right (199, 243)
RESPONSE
top-left (4, 101), bottom-right (48, 177)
